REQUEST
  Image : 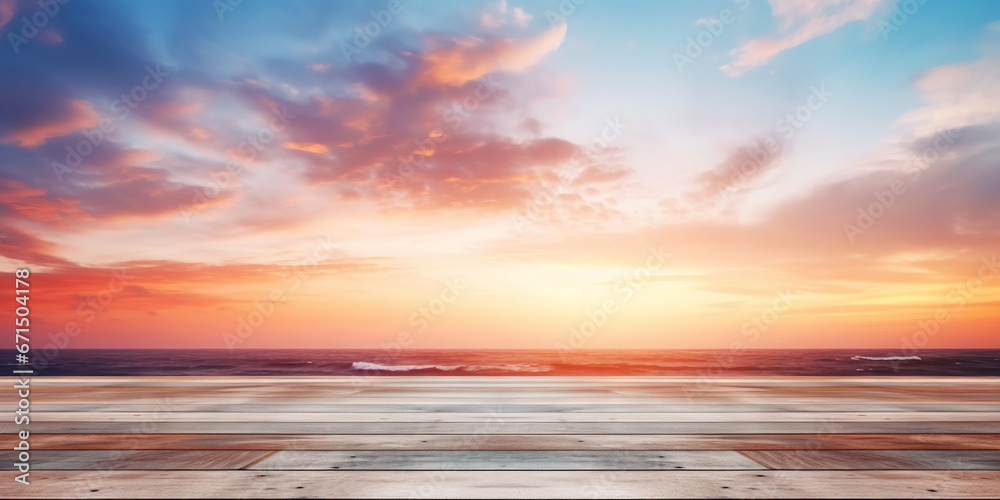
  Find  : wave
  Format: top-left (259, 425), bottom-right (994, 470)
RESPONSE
top-left (462, 364), bottom-right (553, 373)
top-left (851, 355), bottom-right (922, 361)
top-left (350, 361), bottom-right (551, 373)
top-left (350, 362), bottom-right (460, 371)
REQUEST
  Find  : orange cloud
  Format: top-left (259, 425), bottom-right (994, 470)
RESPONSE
top-left (283, 142), bottom-right (331, 155)
top-left (0, 179), bottom-right (86, 225)
top-left (417, 23), bottom-right (567, 86)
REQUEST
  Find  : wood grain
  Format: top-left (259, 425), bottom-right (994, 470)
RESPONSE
top-left (11, 433), bottom-right (1000, 451)
top-left (30, 411), bottom-right (1000, 423)
top-left (11, 421), bottom-right (1000, 434)
top-left (741, 450), bottom-right (1000, 470)
top-left (4, 376), bottom-right (999, 498)
top-left (2, 470), bottom-right (998, 498)
top-left (247, 450), bottom-right (766, 470)
top-left (0, 450), bottom-right (272, 471)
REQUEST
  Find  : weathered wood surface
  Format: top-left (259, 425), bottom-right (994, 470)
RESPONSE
top-left (31, 411), bottom-right (1000, 422)
top-left (8, 433), bottom-right (1000, 451)
top-left (3, 470), bottom-right (999, 498)
top-left (10, 421), bottom-right (1000, 434)
top-left (15, 403), bottom-right (1000, 412)
top-left (2, 376), bottom-right (999, 498)
top-left (740, 450), bottom-right (1000, 470)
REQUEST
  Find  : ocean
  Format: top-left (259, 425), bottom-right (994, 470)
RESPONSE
top-left (4, 349), bottom-right (999, 376)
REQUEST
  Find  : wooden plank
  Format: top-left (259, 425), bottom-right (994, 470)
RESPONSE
top-left (17, 378), bottom-right (1000, 402)
top-left (24, 396), bottom-right (1000, 405)
top-left (247, 450), bottom-right (766, 470)
top-left (10, 421), bottom-right (1000, 434)
top-left (0, 450), bottom-right (272, 471)
top-left (741, 450), bottom-right (1000, 470)
top-left (13, 403), bottom-right (1000, 413)
top-left (30, 411), bottom-right (1000, 423)
top-left (1, 470), bottom-right (997, 498)
top-left (14, 433), bottom-right (1000, 451)
top-left (5, 376), bottom-right (999, 498)
top-left (20, 393), bottom-right (1000, 405)
top-left (0, 450), bottom-right (762, 471)
top-left (13, 375), bottom-right (1000, 399)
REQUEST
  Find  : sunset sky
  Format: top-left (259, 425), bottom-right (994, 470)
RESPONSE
top-left (2, 0), bottom-right (1000, 350)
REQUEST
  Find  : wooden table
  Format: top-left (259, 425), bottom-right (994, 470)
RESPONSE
top-left (2, 376), bottom-right (999, 498)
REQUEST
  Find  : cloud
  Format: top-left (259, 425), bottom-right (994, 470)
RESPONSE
top-left (479, 0), bottom-right (532, 29)
top-left (687, 137), bottom-right (784, 203)
top-left (383, 136), bottom-right (581, 211)
top-left (0, 0), bottom-right (15, 31)
top-left (416, 23), bottom-right (567, 86)
top-left (0, 139), bottom-right (238, 228)
top-left (0, 223), bottom-right (77, 268)
top-left (513, 8), bottom-right (532, 27)
top-left (72, 166), bottom-right (239, 219)
top-left (200, 20), bottom-right (599, 215)
top-left (492, 117), bottom-right (1000, 295)
top-left (1, 99), bottom-right (100, 147)
top-left (283, 142), bottom-right (332, 155)
top-left (0, 1), bottom-right (616, 284)
top-left (722, 0), bottom-right (889, 76)
top-left (0, 179), bottom-right (85, 224)
top-left (572, 165), bottom-right (632, 186)
top-left (896, 55), bottom-right (1000, 137)
top-left (0, 203), bottom-right (390, 312)
top-left (0, 0), bottom-right (241, 229)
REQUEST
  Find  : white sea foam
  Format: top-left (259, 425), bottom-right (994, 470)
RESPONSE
top-left (850, 355), bottom-right (921, 361)
top-left (461, 364), bottom-right (553, 373)
top-left (351, 361), bottom-right (551, 372)
top-left (350, 362), bottom-right (456, 371)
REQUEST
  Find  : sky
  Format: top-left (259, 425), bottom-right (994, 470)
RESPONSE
top-left (1, 0), bottom-right (1000, 351)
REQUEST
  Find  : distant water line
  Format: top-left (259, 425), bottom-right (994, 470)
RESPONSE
top-left (4, 349), bottom-right (999, 376)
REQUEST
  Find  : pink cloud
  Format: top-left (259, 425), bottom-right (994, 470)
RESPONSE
top-left (0, 0), bottom-right (15, 31)
top-left (416, 23), bottom-right (567, 86)
top-left (2, 99), bottom-right (100, 147)
top-left (897, 55), bottom-right (1000, 137)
